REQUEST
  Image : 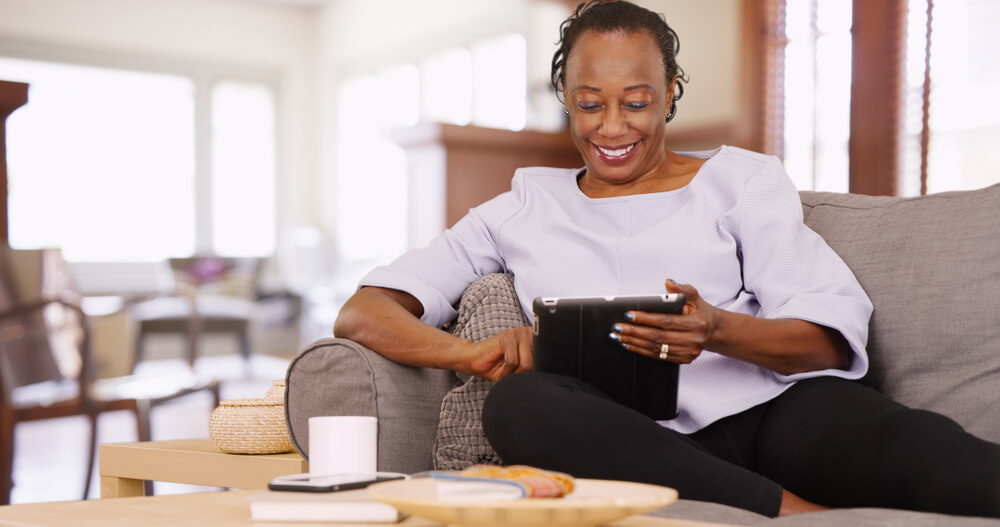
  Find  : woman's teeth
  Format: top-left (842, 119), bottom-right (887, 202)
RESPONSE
top-left (596, 143), bottom-right (635, 157)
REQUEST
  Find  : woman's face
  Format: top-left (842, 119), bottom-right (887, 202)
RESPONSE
top-left (564, 29), bottom-right (674, 189)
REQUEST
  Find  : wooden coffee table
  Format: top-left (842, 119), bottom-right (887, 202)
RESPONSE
top-left (98, 438), bottom-right (307, 497)
top-left (0, 488), bottom-right (741, 527)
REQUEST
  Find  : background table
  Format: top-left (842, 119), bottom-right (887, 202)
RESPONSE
top-left (98, 438), bottom-right (307, 497)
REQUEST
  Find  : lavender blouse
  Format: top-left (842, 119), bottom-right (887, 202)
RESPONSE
top-left (359, 145), bottom-right (872, 433)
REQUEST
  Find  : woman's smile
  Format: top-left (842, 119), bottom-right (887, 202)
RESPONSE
top-left (592, 140), bottom-right (640, 162)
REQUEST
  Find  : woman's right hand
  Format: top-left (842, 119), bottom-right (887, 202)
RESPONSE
top-left (336, 286), bottom-right (533, 382)
top-left (463, 326), bottom-right (534, 382)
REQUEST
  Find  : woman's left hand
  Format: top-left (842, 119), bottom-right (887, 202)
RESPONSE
top-left (609, 279), bottom-right (719, 364)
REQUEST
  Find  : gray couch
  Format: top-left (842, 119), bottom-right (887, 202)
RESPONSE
top-left (285, 184), bottom-right (1000, 526)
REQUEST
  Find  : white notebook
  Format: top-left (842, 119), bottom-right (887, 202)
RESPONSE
top-left (247, 489), bottom-right (405, 523)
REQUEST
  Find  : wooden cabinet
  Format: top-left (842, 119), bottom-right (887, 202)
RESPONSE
top-left (393, 123), bottom-right (582, 231)
top-left (393, 123), bottom-right (581, 248)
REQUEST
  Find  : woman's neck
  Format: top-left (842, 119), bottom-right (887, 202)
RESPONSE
top-left (577, 150), bottom-right (706, 198)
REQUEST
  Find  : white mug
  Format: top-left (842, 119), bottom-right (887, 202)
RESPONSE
top-left (308, 416), bottom-right (378, 476)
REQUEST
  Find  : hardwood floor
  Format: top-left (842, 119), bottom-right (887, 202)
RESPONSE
top-left (9, 354), bottom-right (293, 503)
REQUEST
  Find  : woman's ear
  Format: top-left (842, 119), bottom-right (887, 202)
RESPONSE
top-left (665, 74), bottom-right (681, 122)
top-left (666, 74), bottom-right (680, 101)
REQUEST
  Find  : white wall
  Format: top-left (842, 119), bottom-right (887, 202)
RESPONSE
top-left (319, 0), bottom-right (531, 73)
top-left (0, 0), bottom-right (312, 65)
top-left (634, 0), bottom-right (743, 129)
top-left (316, 0), bottom-right (742, 130)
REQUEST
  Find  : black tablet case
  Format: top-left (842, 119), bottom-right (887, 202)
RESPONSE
top-left (531, 294), bottom-right (685, 420)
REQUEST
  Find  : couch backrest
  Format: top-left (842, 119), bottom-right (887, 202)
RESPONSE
top-left (800, 184), bottom-right (1000, 444)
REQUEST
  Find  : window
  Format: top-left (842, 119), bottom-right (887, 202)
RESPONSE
top-left (211, 81), bottom-right (277, 256)
top-left (758, 0), bottom-right (853, 192)
top-left (781, 0), bottom-right (853, 192)
top-left (471, 34), bottom-right (527, 132)
top-left (758, 0), bottom-right (1000, 195)
top-left (334, 70), bottom-right (413, 264)
top-left (901, 0), bottom-right (1000, 195)
top-left (0, 58), bottom-right (277, 261)
top-left (422, 49), bottom-right (473, 126)
top-left (334, 33), bottom-right (528, 265)
top-left (419, 34), bottom-right (527, 131)
top-left (2, 59), bottom-right (196, 261)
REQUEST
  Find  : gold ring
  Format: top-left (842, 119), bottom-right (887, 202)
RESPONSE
top-left (659, 343), bottom-right (669, 360)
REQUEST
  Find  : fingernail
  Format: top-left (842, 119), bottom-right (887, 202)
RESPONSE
top-left (608, 332), bottom-right (620, 341)
top-left (612, 324), bottom-right (623, 332)
top-left (624, 312), bottom-right (635, 321)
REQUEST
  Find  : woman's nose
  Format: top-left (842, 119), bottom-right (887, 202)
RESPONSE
top-left (599, 107), bottom-right (628, 137)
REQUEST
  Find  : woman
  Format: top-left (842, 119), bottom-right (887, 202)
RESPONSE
top-left (334, 0), bottom-right (1000, 518)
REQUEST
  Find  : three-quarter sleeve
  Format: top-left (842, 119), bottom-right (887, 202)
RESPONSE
top-left (733, 156), bottom-right (873, 380)
top-left (358, 172), bottom-right (526, 329)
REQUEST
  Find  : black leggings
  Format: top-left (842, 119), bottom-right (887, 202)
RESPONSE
top-left (482, 372), bottom-right (1000, 518)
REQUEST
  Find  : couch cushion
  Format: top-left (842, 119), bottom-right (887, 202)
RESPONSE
top-left (648, 499), bottom-right (765, 525)
top-left (800, 184), bottom-right (1000, 444)
top-left (760, 507), bottom-right (1000, 526)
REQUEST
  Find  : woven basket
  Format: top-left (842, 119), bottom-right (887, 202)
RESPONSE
top-left (209, 397), bottom-right (295, 454)
top-left (264, 379), bottom-right (285, 401)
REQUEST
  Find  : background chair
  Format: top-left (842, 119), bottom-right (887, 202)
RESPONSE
top-left (0, 247), bottom-right (220, 503)
top-left (130, 256), bottom-right (262, 373)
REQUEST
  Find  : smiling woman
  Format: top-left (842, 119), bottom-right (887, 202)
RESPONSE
top-left (332, 0), bottom-right (1000, 520)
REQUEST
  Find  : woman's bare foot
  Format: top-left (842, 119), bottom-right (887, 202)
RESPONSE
top-left (778, 489), bottom-right (830, 516)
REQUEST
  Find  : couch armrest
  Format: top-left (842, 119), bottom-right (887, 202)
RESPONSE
top-left (285, 337), bottom-right (459, 474)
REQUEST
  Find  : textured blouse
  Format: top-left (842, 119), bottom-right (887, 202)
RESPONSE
top-left (359, 145), bottom-right (873, 433)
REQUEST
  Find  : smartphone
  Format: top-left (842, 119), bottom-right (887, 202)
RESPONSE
top-left (268, 472), bottom-right (408, 493)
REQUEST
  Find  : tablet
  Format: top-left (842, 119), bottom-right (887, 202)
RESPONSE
top-left (531, 293), bottom-right (686, 420)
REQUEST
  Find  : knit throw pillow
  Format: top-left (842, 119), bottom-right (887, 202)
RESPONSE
top-left (433, 273), bottom-right (529, 470)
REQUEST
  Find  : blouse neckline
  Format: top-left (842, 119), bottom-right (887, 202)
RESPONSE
top-left (571, 145), bottom-right (725, 203)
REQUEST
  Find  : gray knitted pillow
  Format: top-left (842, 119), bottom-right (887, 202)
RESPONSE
top-left (433, 273), bottom-right (529, 470)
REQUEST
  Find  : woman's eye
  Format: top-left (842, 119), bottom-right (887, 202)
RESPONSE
top-left (626, 102), bottom-right (649, 110)
top-left (578, 103), bottom-right (600, 111)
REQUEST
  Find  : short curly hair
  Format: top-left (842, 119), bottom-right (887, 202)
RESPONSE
top-left (551, 1), bottom-right (688, 116)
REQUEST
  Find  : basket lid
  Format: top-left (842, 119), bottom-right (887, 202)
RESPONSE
top-left (218, 397), bottom-right (283, 407)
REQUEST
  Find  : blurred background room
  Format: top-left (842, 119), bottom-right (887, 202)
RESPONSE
top-left (1, 0), bottom-right (998, 504)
